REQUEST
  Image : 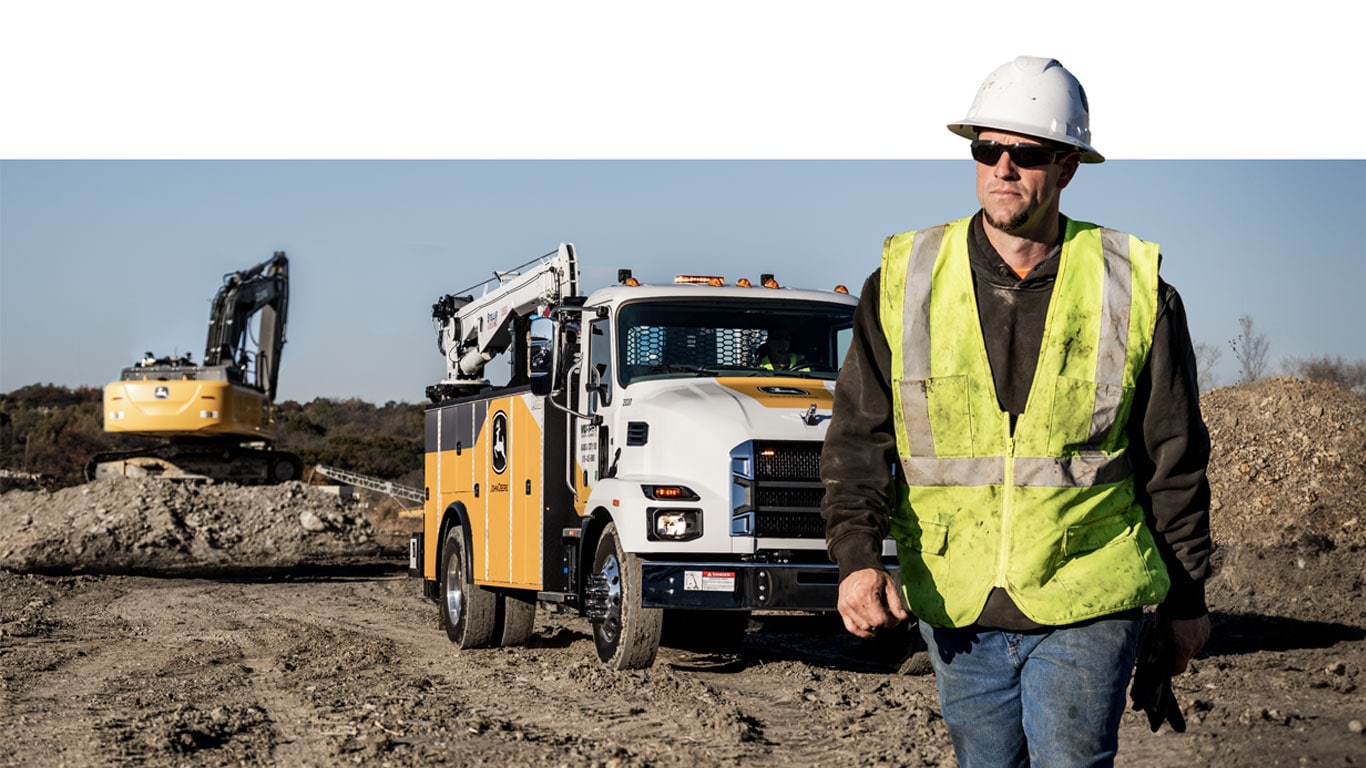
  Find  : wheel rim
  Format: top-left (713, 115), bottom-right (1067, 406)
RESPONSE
top-left (444, 545), bottom-right (465, 624)
top-left (598, 552), bottom-right (623, 644)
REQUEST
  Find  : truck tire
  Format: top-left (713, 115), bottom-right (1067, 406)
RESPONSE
top-left (591, 522), bottom-right (663, 669)
top-left (440, 525), bottom-right (497, 648)
top-left (497, 592), bottom-right (537, 647)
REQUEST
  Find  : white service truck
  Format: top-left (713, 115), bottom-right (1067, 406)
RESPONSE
top-left (408, 243), bottom-right (896, 668)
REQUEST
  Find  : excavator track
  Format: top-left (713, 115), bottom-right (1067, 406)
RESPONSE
top-left (85, 444), bottom-right (303, 485)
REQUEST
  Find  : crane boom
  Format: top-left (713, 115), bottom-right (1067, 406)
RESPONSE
top-left (427, 243), bottom-right (579, 401)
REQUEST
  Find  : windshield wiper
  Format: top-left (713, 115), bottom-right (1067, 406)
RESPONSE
top-left (648, 364), bottom-right (720, 376)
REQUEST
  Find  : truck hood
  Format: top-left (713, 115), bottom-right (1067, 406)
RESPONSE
top-left (611, 376), bottom-right (834, 485)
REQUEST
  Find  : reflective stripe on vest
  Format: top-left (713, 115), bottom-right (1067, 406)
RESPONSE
top-left (878, 216), bottom-right (1168, 627)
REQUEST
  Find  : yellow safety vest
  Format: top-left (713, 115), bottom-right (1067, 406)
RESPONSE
top-left (759, 352), bottom-right (802, 370)
top-left (879, 216), bottom-right (1169, 627)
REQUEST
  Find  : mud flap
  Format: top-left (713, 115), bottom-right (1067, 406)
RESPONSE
top-left (408, 532), bottom-right (423, 577)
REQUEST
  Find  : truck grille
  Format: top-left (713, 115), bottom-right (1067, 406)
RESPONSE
top-left (732, 441), bottom-right (826, 540)
top-left (755, 445), bottom-right (821, 480)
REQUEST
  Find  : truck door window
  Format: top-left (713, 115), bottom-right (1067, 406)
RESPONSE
top-left (589, 318), bottom-right (612, 406)
top-left (835, 326), bottom-right (853, 372)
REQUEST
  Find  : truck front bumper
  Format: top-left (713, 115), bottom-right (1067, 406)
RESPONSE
top-left (639, 561), bottom-right (896, 612)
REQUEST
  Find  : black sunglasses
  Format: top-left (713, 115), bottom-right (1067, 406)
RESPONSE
top-left (970, 140), bottom-right (1067, 168)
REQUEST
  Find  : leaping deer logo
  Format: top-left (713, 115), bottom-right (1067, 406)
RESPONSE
top-left (491, 411), bottom-right (508, 475)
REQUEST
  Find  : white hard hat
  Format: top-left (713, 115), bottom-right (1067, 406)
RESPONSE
top-left (948, 56), bottom-right (1103, 163)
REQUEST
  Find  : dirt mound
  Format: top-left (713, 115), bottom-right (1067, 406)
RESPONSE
top-left (1204, 377), bottom-right (1365, 549)
top-left (1201, 377), bottom-right (1366, 626)
top-left (0, 479), bottom-right (405, 576)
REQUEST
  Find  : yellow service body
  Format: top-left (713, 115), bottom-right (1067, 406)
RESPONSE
top-left (422, 390), bottom-right (557, 590)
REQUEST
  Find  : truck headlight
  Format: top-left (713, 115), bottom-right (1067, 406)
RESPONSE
top-left (648, 508), bottom-right (702, 541)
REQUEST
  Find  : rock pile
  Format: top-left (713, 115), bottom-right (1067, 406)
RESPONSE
top-left (0, 479), bottom-right (404, 576)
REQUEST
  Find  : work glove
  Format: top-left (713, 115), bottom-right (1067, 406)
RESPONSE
top-left (1129, 614), bottom-right (1187, 733)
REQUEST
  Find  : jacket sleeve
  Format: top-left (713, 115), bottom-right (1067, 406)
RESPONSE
top-left (821, 270), bottom-right (899, 582)
top-left (1128, 280), bottom-right (1213, 619)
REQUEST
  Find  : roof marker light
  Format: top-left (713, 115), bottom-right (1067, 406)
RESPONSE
top-left (674, 275), bottom-right (726, 286)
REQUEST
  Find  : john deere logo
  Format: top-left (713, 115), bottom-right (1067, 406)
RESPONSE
top-left (759, 386), bottom-right (810, 396)
top-left (490, 411), bottom-right (508, 475)
top-left (154, 386), bottom-right (170, 399)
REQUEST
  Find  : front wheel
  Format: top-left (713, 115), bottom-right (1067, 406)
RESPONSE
top-left (440, 525), bottom-right (497, 648)
top-left (590, 522), bottom-right (663, 669)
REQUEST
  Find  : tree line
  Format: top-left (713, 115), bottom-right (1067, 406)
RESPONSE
top-left (5, 337), bottom-right (1363, 491)
top-left (0, 384), bottom-right (424, 490)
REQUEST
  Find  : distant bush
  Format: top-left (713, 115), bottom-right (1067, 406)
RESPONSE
top-left (1283, 355), bottom-right (1366, 396)
top-left (0, 385), bottom-right (139, 486)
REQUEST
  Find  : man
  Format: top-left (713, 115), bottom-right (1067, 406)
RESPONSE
top-left (821, 56), bottom-right (1211, 767)
top-left (756, 328), bottom-right (806, 370)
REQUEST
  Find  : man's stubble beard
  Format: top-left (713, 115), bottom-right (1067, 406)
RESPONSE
top-left (984, 209), bottom-right (1030, 233)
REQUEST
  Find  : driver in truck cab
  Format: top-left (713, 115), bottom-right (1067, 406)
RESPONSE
top-left (756, 328), bottom-right (806, 371)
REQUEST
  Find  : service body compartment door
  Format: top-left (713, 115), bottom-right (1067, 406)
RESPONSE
top-left (422, 398), bottom-right (481, 579)
top-left (479, 391), bottom-right (544, 589)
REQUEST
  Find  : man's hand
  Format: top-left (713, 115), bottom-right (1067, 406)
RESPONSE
top-left (1164, 614), bottom-right (1210, 675)
top-left (837, 568), bottom-right (909, 638)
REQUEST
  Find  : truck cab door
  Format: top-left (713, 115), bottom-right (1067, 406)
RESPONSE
top-left (573, 316), bottom-right (612, 487)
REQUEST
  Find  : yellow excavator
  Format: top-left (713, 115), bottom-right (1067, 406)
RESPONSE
top-left (86, 251), bottom-right (303, 484)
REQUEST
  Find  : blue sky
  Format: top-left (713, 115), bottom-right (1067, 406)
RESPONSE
top-left (3, 4), bottom-right (1364, 404)
top-left (4, 159), bottom-right (1363, 404)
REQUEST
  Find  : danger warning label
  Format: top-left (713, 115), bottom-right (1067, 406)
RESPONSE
top-left (683, 570), bottom-right (736, 592)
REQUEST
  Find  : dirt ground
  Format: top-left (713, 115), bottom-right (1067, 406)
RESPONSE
top-left (2, 377), bottom-right (1363, 767)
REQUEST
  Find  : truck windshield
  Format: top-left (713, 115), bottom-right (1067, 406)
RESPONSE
top-left (616, 298), bottom-right (855, 386)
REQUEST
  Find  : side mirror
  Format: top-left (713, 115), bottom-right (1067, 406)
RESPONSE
top-left (530, 369), bottom-right (553, 397)
top-left (529, 336), bottom-right (554, 397)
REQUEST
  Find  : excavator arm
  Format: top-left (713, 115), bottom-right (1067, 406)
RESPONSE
top-left (203, 251), bottom-right (289, 402)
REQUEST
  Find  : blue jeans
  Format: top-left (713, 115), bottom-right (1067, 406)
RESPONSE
top-left (918, 612), bottom-right (1142, 768)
